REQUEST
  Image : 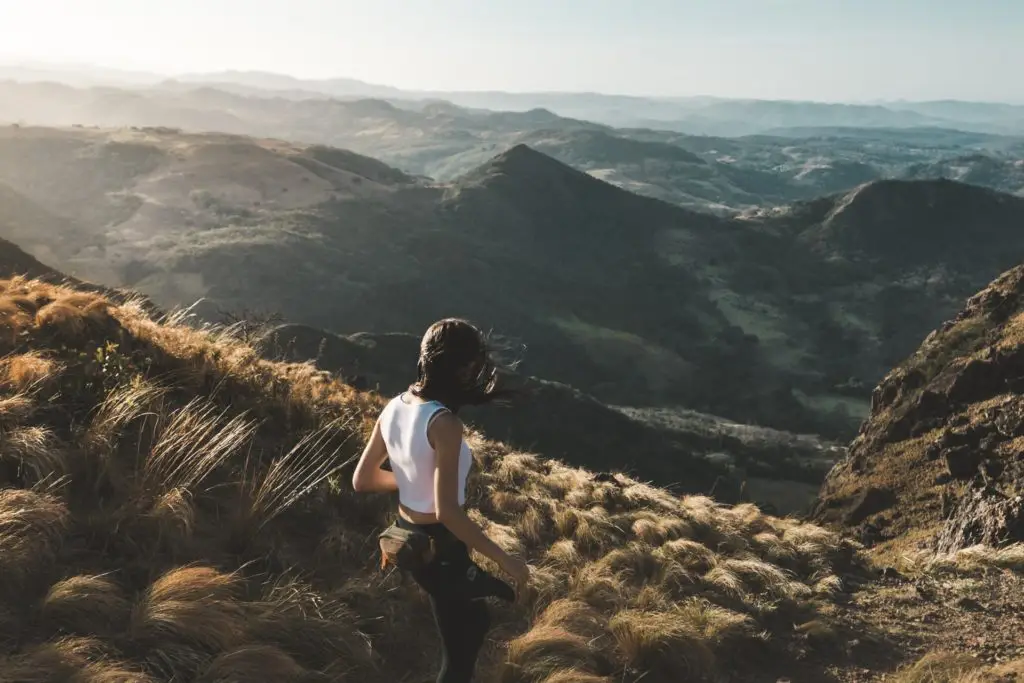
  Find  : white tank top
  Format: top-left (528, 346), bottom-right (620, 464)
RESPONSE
top-left (379, 393), bottom-right (473, 514)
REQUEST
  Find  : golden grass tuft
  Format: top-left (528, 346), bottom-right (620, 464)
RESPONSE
top-left (533, 672), bottom-right (611, 683)
top-left (197, 644), bottom-right (307, 683)
top-left (131, 566), bottom-right (246, 665)
top-left (84, 377), bottom-right (168, 457)
top-left (892, 652), bottom-right (988, 683)
top-left (0, 394), bottom-right (35, 428)
top-left (0, 425), bottom-right (70, 486)
top-left (609, 608), bottom-right (717, 681)
top-left (242, 416), bottom-right (355, 531)
top-left (532, 599), bottom-right (608, 641)
top-left (149, 487), bottom-right (197, 543)
top-left (0, 636), bottom-right (154, 683)
top-left (41, 574), bottom-right (132, 637)
top-left (0, 298), bottom-right (34, 350)
top-left (0, 351), bottom-right (64, 393)
top-left (34, 300), bottom-right (97, 339)
top-left (0, 489), bottom-right (69, 595)
top-left (145, 565), bottom-right (239, 605)
top-left (503, 625), bottom-right (609, 683)
top-left (935, 544), bottom-right (1024, 572)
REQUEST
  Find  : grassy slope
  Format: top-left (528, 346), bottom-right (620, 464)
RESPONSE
top-left (0, 276), bottom-right (867, 682)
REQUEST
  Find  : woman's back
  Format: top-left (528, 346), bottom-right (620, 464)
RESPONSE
top-left (379, 393), bottom-right (472, 515)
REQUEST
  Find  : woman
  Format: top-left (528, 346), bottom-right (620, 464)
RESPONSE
top-left (352, 318), bottom-right (530, 683)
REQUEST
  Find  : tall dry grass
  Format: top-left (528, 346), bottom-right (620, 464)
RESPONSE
top-left (0, 276), bottom-right (864, 682)
top-left (893, 652), bottom-right (1024, 683)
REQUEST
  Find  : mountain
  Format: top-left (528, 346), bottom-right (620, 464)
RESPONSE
top-left (0, 226), bottom-right (833, 508)
top-left (5, 125), bottom-right (1024, 442)
top-left (779, 179), bottom-right (1024, 270)
top-left (813, 265), bottom-right (1024, 553)
top-left (513, 129), bottom-right (797, 213)
top-left (0, 80), bottom-right (606, 169)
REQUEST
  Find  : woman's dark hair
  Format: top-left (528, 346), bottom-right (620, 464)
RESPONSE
top-left (409, 318), bottom-right (516, 412)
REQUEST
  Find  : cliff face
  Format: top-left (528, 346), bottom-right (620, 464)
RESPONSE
top-left (813, 265), bottom-right (1024, 552)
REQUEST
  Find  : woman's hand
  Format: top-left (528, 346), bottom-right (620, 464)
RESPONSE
top-left (499, 553), bottom-right (531, 601)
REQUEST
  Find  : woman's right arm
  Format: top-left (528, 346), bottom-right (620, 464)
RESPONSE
top-left (430, 412), bottom-right (529, 587)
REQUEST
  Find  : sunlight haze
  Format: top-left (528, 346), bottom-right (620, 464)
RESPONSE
top-left (2, 0), bottom-right (1022, 101)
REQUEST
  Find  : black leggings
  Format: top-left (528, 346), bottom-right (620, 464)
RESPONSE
top-left (396, 517), bottom-right (507, 683)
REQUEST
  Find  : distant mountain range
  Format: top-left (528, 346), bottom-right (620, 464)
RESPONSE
top-left (0, 79), bottom-right (1021, 217)
top-left (3, 62), bottom-right (1024, 136)
top-left (155, 70), bottom-right (1024, 137)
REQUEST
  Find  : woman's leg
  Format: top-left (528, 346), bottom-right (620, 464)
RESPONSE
top-left (428, 592), bottom-right (491, 683)
top-left (399, 520), bottom-right (494, 682)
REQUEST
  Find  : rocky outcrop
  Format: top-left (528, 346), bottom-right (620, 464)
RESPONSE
top-left (812, 265), bottom-right (1024, 552)
top-left (935, 487), bottom-right (1024, 555)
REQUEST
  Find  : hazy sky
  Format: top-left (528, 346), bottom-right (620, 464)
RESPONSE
top-left (2, 0), bottom-right (1022, 102)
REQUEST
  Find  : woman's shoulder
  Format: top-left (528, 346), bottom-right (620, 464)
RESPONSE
top-left (427, 408), bottom-right (464, 438)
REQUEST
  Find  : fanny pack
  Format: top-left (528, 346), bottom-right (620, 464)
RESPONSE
top-left (378, 523), bottom-right (436, 572)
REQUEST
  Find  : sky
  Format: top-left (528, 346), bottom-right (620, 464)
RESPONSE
top-left (1, 0), bottom-right (1022, 102)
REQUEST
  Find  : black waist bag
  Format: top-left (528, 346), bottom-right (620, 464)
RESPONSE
top-left (378, 524), bottom-right (435, 572)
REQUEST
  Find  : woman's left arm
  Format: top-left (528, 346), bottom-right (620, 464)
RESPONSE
top-left (351, 418), bottom-right (398, 493)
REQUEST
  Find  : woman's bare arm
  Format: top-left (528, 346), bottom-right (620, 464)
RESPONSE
top-left (351, 418), bottom-right (398, 493)
top-left (431, 412), bottom-right (517, 569)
